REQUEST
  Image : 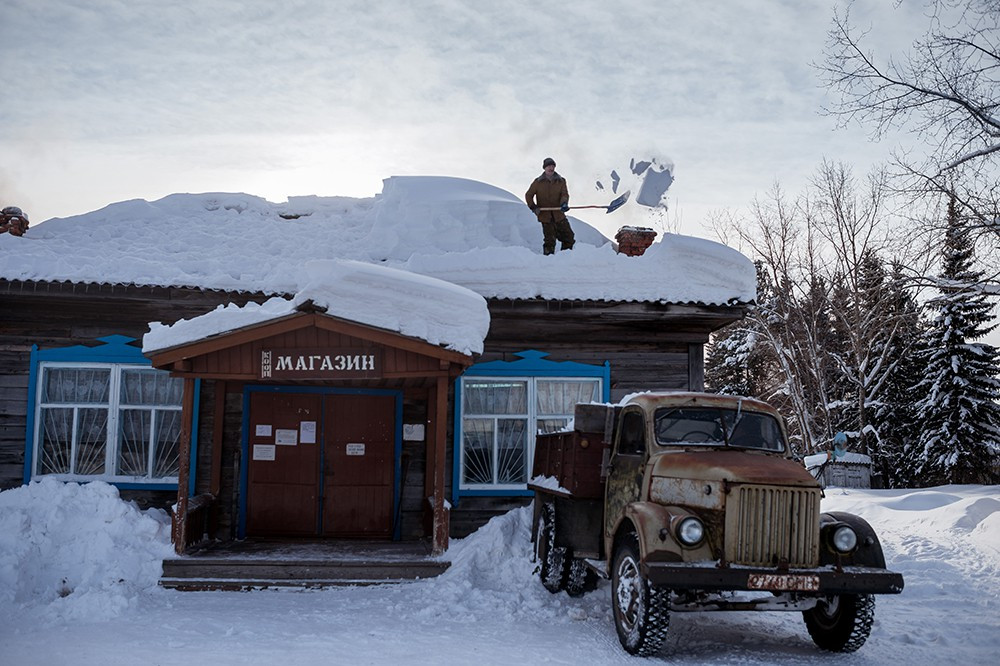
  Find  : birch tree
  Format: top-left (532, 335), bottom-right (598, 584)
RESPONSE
top-left (819, 0), bottom-right (1000, 248)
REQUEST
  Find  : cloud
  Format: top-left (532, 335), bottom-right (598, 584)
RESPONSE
top-left (1, 0), bottom-right (937, 232)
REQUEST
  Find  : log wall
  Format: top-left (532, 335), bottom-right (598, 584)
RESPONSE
top-left (1, 280), bottom-right (744, 539)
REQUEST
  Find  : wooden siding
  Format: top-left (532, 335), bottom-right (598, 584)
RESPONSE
top-left (0, 281), bottom-right (264, 502)
top-left (1, 280), bottom-right (745, 540)
top-left (182, 326), bottom-right (443, 379)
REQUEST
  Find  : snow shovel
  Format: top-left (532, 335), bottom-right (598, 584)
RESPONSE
top-left (538, 190), bottom-right (630, 214)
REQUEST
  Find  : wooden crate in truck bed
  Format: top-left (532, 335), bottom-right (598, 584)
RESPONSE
top-left (530, 403), bottom-right (618, 499)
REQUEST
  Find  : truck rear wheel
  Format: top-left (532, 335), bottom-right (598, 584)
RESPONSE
top-left (536, 502), bottom-right (568, 593)
top-left (565, 558), bottom-right (598, 597)
top-left (612, 533), bottom-right (670, 656)
top-left (803, 593), bottom-right (875, 652)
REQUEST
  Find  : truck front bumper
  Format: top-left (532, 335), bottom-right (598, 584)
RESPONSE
top-left (642, 562), bottom-right (904, 595)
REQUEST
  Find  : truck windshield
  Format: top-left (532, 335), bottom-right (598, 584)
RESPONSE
top-left (653, 407), bottom-right (786, 452)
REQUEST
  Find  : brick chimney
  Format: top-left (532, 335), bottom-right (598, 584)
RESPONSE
top-left (0, 206), bottom-right (29, 237)
top-left (615, 226), bottom-right (657, 256)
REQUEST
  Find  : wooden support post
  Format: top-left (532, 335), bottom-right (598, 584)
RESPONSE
top-left (423, 386), bottom-right (437, 536)
top-left (431, 374), bottom-right (450, 554)
top-left (172, 377), bottom-right (196, 555)
top-left (210, 381), bottom-right (226, 496)
top-left (688, 343), bottom-right (704, 391)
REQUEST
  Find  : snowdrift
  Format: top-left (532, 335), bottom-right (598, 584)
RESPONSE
top-left (3, 480), bottom-right (997, 664)
top-left (0, 479), bottom-right (172, 621)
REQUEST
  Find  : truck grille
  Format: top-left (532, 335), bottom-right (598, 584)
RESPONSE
top-left (724, 485), bottom-right (820, 568)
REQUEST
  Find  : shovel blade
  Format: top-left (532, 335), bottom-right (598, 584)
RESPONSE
top-left (606, 190), bottom-right (631, 213)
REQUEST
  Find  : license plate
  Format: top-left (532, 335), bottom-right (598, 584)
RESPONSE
top-left (747, 573), bottom-right (820, 591)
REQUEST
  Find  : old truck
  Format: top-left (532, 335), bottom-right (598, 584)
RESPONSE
top-left (528, 392), bottom-right (904, 657)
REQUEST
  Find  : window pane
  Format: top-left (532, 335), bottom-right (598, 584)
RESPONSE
top-left (654, 408), bottom-right (725, 445)
top-left (462, 418), bottom-right (494, 484)
top-left (42, 368), bottom-right (110, 404)
top-left (536, 380), bottom-right (599, 415)
top-left (121, 369), bottom-right (182, 406)
top-left (153, 410), bottom-right (181, 477)
top-left (117, 409), bottom-right (151, 476)
top-left (723, 412), bottom-right (786, 452)
top-left (536, 418), bottom-right (569, 435)
top-left (497, 418), bottom-right (527, 483)
top-left (75, 408), bottom-right (108, 475)
top-left (464, 380), bottom-right (527, 415)
top-left (38, 407), bottom-right (73, 474)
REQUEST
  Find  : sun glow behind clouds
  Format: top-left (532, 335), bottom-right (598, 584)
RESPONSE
top-left (1, 0), bottom-right (934, 234)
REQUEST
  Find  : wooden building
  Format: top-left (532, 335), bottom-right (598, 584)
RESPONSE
top-left (0, 184), bottom-right (754, 555)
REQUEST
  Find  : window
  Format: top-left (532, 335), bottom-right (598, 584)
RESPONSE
top-left (34, 364), bottom-right (183, 482)
top-left (25, 335), bottom-right (191, 488)
top-left (618, 411), bottom-right (646, 455)
top-left (455, 351), bottom-right (609, 496)
top-left (653, 406), bottom-right (786, 452)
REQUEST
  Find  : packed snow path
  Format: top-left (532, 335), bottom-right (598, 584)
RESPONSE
top-left (0, 482), bottom-right (997, 664)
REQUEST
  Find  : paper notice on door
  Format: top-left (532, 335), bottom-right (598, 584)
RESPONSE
top-left (253, 444), bottom-right (276, 461)
top-left (255, 424), bottom-right (272, 437)
top-left (275, 429), bottom-right (298, 446)
top-left (346, 443), bottom-right (366, 456)
top-left (300, 421), bottom-right (317, 444)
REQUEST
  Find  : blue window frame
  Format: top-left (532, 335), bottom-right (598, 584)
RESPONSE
top-left (453, 350), bottom-right (610, 502)
top-left (24, 335), bottom-right (199, 491)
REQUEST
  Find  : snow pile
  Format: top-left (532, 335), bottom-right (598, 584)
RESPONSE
top-left (144, 259), bottom-right (491, 356)
top-left (423, 506), bottom-right (606, 623)
top-left (0, 176), bottom-right (756, 306)
top-left (405, 233), bottom-right (755, 303)
top-left (145, 297), bottom-right (298, 354)
top-left (365, 176), bottom-right (606, 261)
top-left (0, 479), bottom-right (172, 622)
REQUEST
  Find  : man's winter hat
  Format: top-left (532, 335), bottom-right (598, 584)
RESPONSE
top-left (542, 157), bottom-right (556, 168)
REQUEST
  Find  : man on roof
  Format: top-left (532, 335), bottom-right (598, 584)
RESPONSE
top-left (525, 157), bottom-right (574, 255)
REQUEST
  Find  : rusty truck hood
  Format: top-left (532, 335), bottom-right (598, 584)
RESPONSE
top-left (650, 449), bottom-right (817, 487)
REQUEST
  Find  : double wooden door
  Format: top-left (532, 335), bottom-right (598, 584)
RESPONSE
top-left (246, 391), bottom-right (395, 538)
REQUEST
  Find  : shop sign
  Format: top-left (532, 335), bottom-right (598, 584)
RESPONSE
top-left (260, 348), bottom-right (382, 379)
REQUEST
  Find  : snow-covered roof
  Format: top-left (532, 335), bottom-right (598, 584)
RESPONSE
top-left (143, 259), bottom-right (490, 356)
top-left (0, 176), bottom-right (756, 306)
top-left (804, 452), bottom-right (873, 468)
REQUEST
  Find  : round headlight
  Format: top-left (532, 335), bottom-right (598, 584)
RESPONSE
top-left (677, 517), bottom-right (705, 546)
top-left (832, 525), bottom-right (858, 553)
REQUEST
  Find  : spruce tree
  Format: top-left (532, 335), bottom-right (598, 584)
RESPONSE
top-left (909, 198), bottom-right (1000, 485)
top-left (869, 261), bottom-right (924, 487)
top-left (706, 262), bottom-right (774, 397)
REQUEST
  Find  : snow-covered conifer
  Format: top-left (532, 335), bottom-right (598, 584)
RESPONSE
top-left (909, 198), bottom-right (1000, 485)
top-left (706, 262), bottom-right (775, 397)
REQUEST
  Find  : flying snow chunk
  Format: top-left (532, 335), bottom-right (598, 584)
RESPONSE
top-left (634, 161), bottom-right (674, 208)
top-left (596, 156), bottom-right (674, 208)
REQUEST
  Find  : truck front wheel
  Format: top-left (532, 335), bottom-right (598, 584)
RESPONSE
top-left (803, 593), bottom-right (875, 652)
top-left (611, 533), bottom-right (670, 656)
top-left (536, 502), bottom-right (568, 593)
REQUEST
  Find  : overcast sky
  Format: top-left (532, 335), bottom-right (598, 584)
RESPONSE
top-left (1, 1), bottom-right (935, 239)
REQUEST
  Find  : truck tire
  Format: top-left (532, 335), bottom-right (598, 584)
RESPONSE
top-left (803, 593), bottom-right (875, 653)
top-left (536, 502), bottom-right (568, 593)
top-left (565, 558), bottom-right (598, 598)
top-left (611, 533), bottom-right (670, 656)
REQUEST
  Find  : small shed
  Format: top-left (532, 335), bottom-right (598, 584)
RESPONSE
top-left (804, 452), bottom-right (873, 489)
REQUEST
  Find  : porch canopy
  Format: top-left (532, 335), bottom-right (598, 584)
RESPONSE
top-left (143, 260), bottom-right (490, 555)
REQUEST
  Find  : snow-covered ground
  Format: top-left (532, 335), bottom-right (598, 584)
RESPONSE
top-left (1, 481), bottom-right (997, 665)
